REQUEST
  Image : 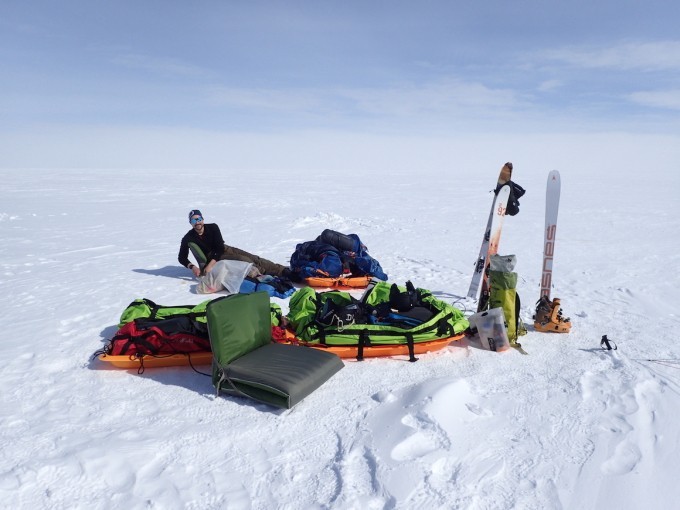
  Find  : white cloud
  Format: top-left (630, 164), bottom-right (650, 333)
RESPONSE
top-left (207, 87), bottom-right (331, 113)
top-left (112, 53), bottom-right (208, 77)
top-left (541, 40), bottom-right (680, 71)
top-left (340, 80), bottom-right (520, 116)
top-left (537, 80), bottom-right (562, 92)
top-left (628, 89), bottom-right (680, 110)
top-left (207, 79), bottom-right (521, 120)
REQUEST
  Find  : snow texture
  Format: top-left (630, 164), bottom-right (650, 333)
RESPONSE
top-left (1, 166), bottom-right (679, 510)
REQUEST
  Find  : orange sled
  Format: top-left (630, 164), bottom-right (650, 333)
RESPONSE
top-left (97, 333), bottom-right (464, 367)
top-left (97, 351), bottom-right (213, 369)
top-left (305, 275), bottom-right (371, 289)
top-left (305, 334), bottom-right (464, 359)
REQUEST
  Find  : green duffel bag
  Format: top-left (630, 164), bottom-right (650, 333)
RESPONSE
top-left (118, 298), bottom-right (210, 327)
top-left (118, 297), bottom-right (283, 328)
top-left (287, 282), bottom-right (469, 347)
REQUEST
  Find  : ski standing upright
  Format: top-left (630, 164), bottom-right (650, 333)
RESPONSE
top-left (534, 170), bottom-right (571, 333)
top-left (540, 170), bottom-right (560, 300)
top-left (467, 162), bottom-right (513, 312)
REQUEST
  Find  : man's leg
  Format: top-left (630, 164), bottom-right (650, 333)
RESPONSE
top-left (221, 245), bottom-right (288, 276)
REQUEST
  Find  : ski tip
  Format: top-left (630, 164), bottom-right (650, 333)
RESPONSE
top-left (547, 170), bottom-right (561, 188)
top-left (499, 162), bottom-right (513, 184)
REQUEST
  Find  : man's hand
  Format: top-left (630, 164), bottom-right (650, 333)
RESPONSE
top-left (204, 259), bottom-right (217, 274)
top-left (191, 265), bottom-right (201, 277)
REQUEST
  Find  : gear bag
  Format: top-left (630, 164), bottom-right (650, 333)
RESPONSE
top-left (287, 281), bottom-right (469, 346)
top-left (468, 307), bottom-right (511, 352)
top-left (487, 254), bottom-right (527, 344)
top-left (107, 316), bottom-right (210, 356)
top-left (102, 298), bottom-right (286, 359)
top-left (495, 180), bottom-right (526, 216)
top-left (117, 298), bottom-right (210, 327)
top-left (116, 297), bottom-right (284, 330)
top-left (289, 230), bottom-right (388, 281)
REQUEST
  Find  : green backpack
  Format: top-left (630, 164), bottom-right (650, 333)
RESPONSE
top-left (287, 282), bottom-right (469, 348)
top-left (488, 255), bottom-right (527, 344)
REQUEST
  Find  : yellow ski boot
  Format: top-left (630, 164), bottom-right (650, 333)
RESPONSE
top-left (534, 296), bottom-right (571, 333)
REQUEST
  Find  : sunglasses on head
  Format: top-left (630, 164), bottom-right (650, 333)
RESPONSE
top-left (190, 216), bottom-right (203, 225)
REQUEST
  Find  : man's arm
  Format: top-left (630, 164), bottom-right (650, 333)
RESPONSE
top-left (178, 234), bottom-right (201, 276)
top-left (178, 235), bottom-right (191, 267)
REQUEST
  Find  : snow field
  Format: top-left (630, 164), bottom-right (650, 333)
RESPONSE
top-left (1, 164), bottom-right (679, 509)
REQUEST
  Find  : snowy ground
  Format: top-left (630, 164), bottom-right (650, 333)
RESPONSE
top-left (1, 161), bottom-right (679, 510)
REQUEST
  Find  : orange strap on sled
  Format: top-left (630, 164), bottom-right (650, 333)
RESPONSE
top-left (305, 275), bottom-right (371, 289)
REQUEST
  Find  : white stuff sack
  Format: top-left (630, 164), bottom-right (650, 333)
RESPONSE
top-left (489, 254), bottom-right (516, 272)
top-left (196, 260), bottom-right (253, 294)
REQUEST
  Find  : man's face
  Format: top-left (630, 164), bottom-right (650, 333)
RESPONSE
top-left (190, 215), bottom-right (204, 232)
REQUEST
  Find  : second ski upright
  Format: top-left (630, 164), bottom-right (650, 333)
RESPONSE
top-left (539, 170), bottom-right (561, 300)
top-left (534, 169), bottom-right (572, 333)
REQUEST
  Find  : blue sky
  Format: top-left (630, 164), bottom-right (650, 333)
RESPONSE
top-left (1, 1), bottom-right (679, 169)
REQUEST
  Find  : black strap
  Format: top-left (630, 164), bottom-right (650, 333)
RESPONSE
top-left (436, 317), bottom-right (453, 337)
top-left (140, 311), bottom-right (208, 322)
top-left (513, 292), bottom-right (523, 343)
top-left (357, 329), bottom-right (370, 361)
top-left (134, 351), bottom-right (212, 376)
top-left (405, 333), bottom-right (418, 362)
top-left (270, 306), bottom-right (283, 324)
top-left (306, 312), bottom-right (455, 350)
top-left (110, 333), bottom-right (135, 355)
top-left (132, 331), bottom-right (163, 355)
top-left (133, 298), bottom-right (207, 322)
top-left (110, 331), bottom-right (159, 356)
top-left (478, 289), bottom-right (490, 313)
top-left (110, 328), bottom-right (194, 357)
top-left (143, 298), bottom-right (161, 320)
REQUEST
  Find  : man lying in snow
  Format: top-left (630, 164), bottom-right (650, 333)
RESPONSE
top-left (178, 209), bottom-right (293, 278)
top-left (178, 209), bottom-right (295, 298)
